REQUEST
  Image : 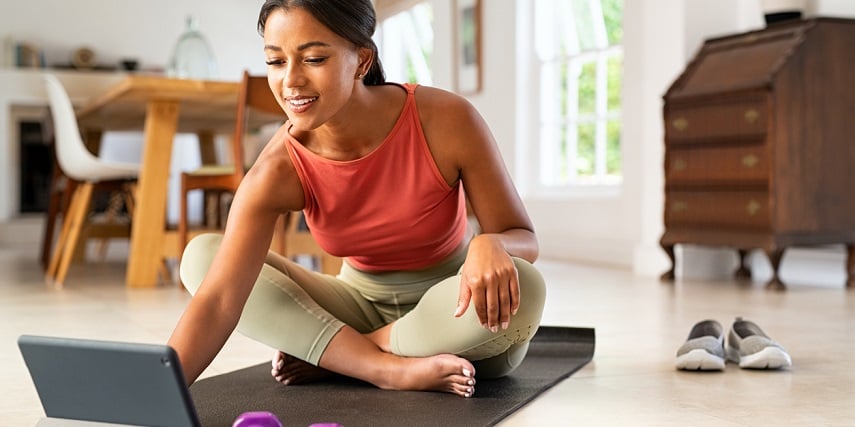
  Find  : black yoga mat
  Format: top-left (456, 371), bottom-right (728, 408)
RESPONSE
top-left (190, 326), bottom-right (595, 427)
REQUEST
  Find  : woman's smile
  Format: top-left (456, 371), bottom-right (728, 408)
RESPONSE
top-left (286, 95), bottom-right (318, 113)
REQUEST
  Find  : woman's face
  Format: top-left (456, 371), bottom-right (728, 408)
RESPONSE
top-left (263, 7), bottom-right (367, 131)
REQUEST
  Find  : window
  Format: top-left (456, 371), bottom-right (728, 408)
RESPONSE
top-left (376, 2), bottom-right (434, 85)
top-left (534, 0), bottom-right (623, 187)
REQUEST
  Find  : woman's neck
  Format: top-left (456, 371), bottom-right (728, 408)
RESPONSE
top-left (292, 84), bottom-right (407, 161)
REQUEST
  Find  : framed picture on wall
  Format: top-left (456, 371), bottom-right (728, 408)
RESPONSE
top-left (455, 0), bottom-right (481, 95)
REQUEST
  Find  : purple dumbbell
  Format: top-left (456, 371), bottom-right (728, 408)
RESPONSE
top-left (232, 411), bottom-right (283, 427)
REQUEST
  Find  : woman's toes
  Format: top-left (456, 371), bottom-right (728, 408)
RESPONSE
top-left (455, 383), bottom-right (474, 398)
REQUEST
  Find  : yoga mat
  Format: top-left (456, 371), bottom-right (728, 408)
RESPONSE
top-left (190, 326), bottom-right (595, 427)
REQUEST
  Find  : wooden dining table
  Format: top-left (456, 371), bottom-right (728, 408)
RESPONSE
top-left (76, 75), bottom-right (243, 288)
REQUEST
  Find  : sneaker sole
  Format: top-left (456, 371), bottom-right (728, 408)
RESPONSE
top-left (728, 346), bottom-right (792, 369)
top-left (676, 349), bottom-right (725, 371)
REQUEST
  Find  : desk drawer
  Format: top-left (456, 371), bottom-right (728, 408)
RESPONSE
top-left (666, 144), bottom-right (769, 186)
top-left (666, 99), bottom-right (767, 143)
top-left (665, 191), bottom-right (771, 229)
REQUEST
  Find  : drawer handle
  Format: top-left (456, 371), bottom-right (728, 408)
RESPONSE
top-left (744, 109), bottom-right (759, 124)
top-left (741, 154), bottom-right (758, 168)
top-left (672, 201), bottom-right (688, 213)
top-left (746, 200), bottom-right (761, 216)
top-left (672, 158), bottom-right (687, 171)
top-left (672, 118), bottom-right (688, 131)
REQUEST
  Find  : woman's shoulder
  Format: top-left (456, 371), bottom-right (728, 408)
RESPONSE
top-left (409, 84), bottom-right (479, 127)
top-left (241, 124), bottom-right (305, 211)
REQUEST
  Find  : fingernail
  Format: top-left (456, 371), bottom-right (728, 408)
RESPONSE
top-left (490, 325), bottom-right (498, 333)
top-left (512, 307), bottom-right (519, 315)
top-left (453, 305), bottom-right (463, 317)
top-left (463, 368), bottom-right (472, 377)
top-left (501, 322), bottom-right (509, 330)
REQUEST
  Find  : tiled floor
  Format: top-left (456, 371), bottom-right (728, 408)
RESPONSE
top-left (1, 244), bottom-right (854, 426)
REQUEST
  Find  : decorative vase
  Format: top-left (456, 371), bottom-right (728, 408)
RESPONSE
top-left (761, 0), bottom-right (807, 25)
top-left (167, 16), bottom-right (217, 79)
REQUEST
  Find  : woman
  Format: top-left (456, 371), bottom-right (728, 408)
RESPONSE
top-left (168, 0), bottom-right (545, 399)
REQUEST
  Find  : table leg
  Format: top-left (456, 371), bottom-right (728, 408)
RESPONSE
top-left (125, 100), bottom-right (179, 288)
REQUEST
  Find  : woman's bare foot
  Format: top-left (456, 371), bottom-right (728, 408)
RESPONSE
top-left (271, 351), bottom-right (337, 385)
top-left (378, 353), bottom-right (477, 398)
top-left (320, 326), bottom-right (477, 398)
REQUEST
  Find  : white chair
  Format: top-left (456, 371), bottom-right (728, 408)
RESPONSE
top-left (43, 74), bottom-right (140, 288)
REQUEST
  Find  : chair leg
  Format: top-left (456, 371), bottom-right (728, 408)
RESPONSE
top-left (41, 172), bottom-right (77, 269)
top-left (47, 182), bottom-right (94, 288)
top-left (95, 190), bottom-right (126, 260)
top-left (41, 176), bottom-right (64, 268)
top-left (46, 180), bottom-right (80, 282)
top-left (178, 178), bottom-right (190, 270)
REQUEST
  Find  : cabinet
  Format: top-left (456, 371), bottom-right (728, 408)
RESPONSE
top-left (660, 18), bottom-right (855, 289)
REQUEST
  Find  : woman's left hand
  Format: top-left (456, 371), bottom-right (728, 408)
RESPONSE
top-left (454, 234), bottom-right (521, 332)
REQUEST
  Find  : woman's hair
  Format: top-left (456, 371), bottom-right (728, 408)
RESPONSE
top-left (257, 0), bottom-right (386, 86)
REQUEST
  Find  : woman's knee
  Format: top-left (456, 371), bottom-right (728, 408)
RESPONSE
top-left (513, 258), bottom-right (546, 323)
top-left (179, 233), bottom-right (223, 295)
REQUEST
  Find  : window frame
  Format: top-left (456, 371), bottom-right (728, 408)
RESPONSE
top-left (518, 0), bottom-right (624, 197)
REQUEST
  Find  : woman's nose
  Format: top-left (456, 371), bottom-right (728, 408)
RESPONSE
top-left (283, 64), bottom-right (305, 88)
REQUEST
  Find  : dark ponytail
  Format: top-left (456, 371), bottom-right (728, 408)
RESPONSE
top-left (257, 0), bottom-right (386, 86)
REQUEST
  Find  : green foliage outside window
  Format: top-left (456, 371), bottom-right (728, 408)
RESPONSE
top-left (540, 0), bottom-right (623, 186)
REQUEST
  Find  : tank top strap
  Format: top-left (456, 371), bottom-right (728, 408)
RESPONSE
top-left (399, 82), bottom-right (418, 95)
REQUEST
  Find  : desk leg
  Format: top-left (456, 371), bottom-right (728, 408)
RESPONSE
top-left (126, 100), bottom-right (179, 288)
top-left (660, 243), bottom-right (676, 282)
top-left (764, 248), bottom-right (786, 291)
top-left (847, 244), bottom-right (855, 288)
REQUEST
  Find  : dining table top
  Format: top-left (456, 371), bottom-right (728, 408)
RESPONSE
top-left (76, 75), bottom-right (244, 133)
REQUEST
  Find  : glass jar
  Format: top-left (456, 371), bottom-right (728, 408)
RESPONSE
top-left (167, 16), bottom-right (218, 79)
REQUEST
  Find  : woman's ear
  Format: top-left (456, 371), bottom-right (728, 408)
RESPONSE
top-left (356, 47), bottom-right (374, 79)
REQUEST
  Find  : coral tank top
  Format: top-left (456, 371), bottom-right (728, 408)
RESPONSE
top-left (284, 84), bottom-right (467, 272)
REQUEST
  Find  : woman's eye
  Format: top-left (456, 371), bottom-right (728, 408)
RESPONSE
top-left (305, 57), bottom-right (327, 64)
top-left (265, 59), bottom-right (285, 66)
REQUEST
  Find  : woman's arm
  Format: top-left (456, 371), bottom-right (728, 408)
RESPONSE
top-left (167, 135), bottom-right (302, 384)
top-left (415, 87), bottom-right (538, 334)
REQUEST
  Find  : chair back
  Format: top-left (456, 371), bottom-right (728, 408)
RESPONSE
top-left (230, 70), bottom-right (287, 182)
top-left (43, 75), bottom-right (111, 181)
top-left (44, 74), bottom-right (139, 181)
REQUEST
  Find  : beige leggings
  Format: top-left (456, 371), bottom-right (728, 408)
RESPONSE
top-left (180, 233), bottom-right (546, 379)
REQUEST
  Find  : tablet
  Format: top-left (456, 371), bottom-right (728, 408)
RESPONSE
top-left (18, 335), bottom-right (200, 427)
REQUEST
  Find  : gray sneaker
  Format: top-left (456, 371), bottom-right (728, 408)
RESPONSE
top-left (726, 317), bottom-right (792, 369)
top-left (676, 320), bottom-right (726, 371)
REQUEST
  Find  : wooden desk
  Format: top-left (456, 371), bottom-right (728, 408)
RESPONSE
top-left (77, 76), bottom-right (241, 288)
top-left (660, 18), bottom-right (855, 289)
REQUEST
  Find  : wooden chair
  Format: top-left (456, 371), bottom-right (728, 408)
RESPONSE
top-left (43, 74), bottom-right (139, 288)
top-left (178, 70), bottom-right (341, 275)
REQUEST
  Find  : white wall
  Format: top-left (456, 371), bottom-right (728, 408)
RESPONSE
top-left (0, 0), bottom-right (266, 78)
top-left (0, 0), bottom-right (266, 227)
